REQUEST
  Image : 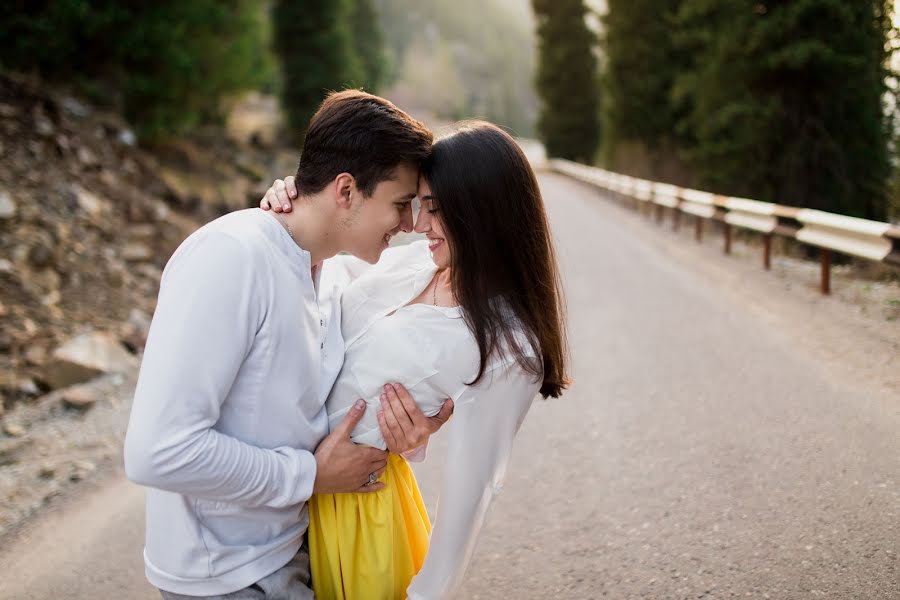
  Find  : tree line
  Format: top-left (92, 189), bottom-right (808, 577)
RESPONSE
top-left (0, 0), bottom-right (386, 142)
top-left (0, 0), bottom-right (535, 144)
top-left (532, 0), bottom-right (898, 221)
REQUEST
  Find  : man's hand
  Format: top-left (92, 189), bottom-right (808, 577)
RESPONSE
top-left (260, 176), bottom-right (299, 213)
top-left (377, 383), bottom-right (454, 456)
top-left (314, 400), bottom-right (388, 494)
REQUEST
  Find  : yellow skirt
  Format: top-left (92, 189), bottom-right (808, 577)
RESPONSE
top-left (308, 453), bottom-right (431, 600)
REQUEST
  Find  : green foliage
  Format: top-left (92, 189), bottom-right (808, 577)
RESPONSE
top-left (351, 0), bottom-right (388, 92)
top-left (272, 0), bottom-right (364, 144)
top-left (532, 0), bottom-right (600, 161)
top-left (599, 0), bottom-right (895, 219)
top-left (0, 1), bottom-right (275, 141)
top-left (600, 1), bottom-right (685, 163)
top-left (673, 0), bottom-right (895, 219)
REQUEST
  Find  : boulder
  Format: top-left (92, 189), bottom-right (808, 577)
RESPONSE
top-left (61, 385), bottom-right (99, 409)
top-left (40, 331), bottom-right (138, 389)
top-left (121, 242), bottom-right (153, 262)
top-left (0, 189), bottom-right (15, 219)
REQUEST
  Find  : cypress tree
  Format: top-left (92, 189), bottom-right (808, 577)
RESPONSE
top-left (601, 0), bottom-right (684, 169)
top-left (272, 0), bottom-right (364, 144)
top-left (673, 0), bottom-right (893, 219)
top-left (532, 0), bottom-right (601, 162)
top-left (350, 0), bottom-right (387, 92)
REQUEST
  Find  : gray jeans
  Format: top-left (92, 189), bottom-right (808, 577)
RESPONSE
top-left (159, 544), bottom-right (314, 600)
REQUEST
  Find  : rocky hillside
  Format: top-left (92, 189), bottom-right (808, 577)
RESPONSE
top-left (0, 73), bottom-right (291, 415)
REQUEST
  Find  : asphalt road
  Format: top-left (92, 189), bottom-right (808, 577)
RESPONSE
top-left (1, 172), bottom-right (897, 599)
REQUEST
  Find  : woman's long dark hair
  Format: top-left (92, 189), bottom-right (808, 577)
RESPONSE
top-left (421, 122), bottom-right (570, 398)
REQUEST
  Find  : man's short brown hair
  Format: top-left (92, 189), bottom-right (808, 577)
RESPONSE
top-left (295, 90), bottom-right (433, 197)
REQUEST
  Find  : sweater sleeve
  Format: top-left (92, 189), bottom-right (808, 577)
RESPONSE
top-left (406, 361), bottom-right (539, 599)
top-left (124, 231), bottom-right (317, 508)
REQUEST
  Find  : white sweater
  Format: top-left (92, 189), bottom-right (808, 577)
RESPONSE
top-left (124, 209), bottom-right (345, 596)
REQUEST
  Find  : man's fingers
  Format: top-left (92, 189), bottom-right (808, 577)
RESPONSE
top-left (377, 409), bottom-right (399, 451)
top-left (333, 400), bottom-right (367, 438)
top-left (380, 392), bottom-right (409, 439)
top-left (389, 383), bottom-right (424, 422)
top-left (383, 385), bottom-right (414, 430)
top-left (355, 482), bottom-right (385, 493)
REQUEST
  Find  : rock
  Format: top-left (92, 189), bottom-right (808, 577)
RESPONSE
top-left (77, 146), bottom-right (98, 167)
top-left (3, 423), bottom-right (25, 438)
top-left (0, 259), bottom-right (12, 273)
top-left (69, 460), bottom-right (96, 482)
top-left (38, 464), bottom-right (55, 479)
top-left (107, 266), bottom-right (126, 288)
top-left (72, 185), bottom-right (108, 217)
top-left (42, 289), bottom-right (61, 307)
top-left (35, 116), bottom-right (54, 137)
top-left (118, 129), bottom-right (137, 146)
top-left (23, 346), bottom-right (47, 366)
top-left (61, 385), bottom-right (99, 409)
top-left (121, 308), bottom-right (152, 353)
top-left (0, 189), bottom-right (16, 219)
top-left (55, 134), bottom-right (71, 153)
top-left (61, 97), bottom-right (91, 118)
top-left (128, 224), bottom-right (157, 240)
top-left (99, 169), bottom-right (118, 187)
top-left (22, 318), bottom-right (37, 336)
top-left (0, 103), bottom-right (18, 118)
top-left (16, 378), bottom-right (40, 397)
top-left (121, 242), bottom-right (152, 262)
top-left (27, 240), bottom-right (54, 269)
top-left (40, 331), bottom-right (138, 389)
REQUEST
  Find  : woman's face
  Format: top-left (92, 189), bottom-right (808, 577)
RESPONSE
top-left (414, 178), bottom-right (451, 269)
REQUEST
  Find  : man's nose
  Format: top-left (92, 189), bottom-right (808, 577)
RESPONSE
top-left (400, 207), bottom-right (414, 233)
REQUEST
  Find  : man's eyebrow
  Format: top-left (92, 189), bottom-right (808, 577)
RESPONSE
top-left (396, 192), bottom-right (416, 201)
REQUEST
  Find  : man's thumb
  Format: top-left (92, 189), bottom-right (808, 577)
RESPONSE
top-left (334, 399), bottom-right (367, 437)
top-left (434, 398), bottom-right (454, 424)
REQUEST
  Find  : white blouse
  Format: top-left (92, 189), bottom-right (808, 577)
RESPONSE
top-left (320, 240), bottom-right (541, 599)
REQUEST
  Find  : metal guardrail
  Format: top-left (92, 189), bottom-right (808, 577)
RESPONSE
top-left (550, 159), bottom-right (900, 294)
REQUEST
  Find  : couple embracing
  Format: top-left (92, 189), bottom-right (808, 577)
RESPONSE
top-left (124, 90), bottom-right (569, 600)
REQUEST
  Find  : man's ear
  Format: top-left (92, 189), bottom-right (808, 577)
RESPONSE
top-left (333, 173), bottom-right (356, 210)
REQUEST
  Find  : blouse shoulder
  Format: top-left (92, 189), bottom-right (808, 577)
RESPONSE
top-left (376, 239), bottom-right (432, 271)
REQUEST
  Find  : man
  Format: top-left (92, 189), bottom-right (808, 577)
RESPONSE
top-left (124, 91), bottom-right (452, 599)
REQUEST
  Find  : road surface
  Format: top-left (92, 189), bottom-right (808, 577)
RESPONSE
top-left (1, 172), bottom-right (897, 599)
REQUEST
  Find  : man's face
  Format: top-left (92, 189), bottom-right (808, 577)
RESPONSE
top-left (344, 163), bottom-right (418, 263)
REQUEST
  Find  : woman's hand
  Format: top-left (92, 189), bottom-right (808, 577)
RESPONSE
top-left (259, 175), bottom-right (299, 213)
top-left (377, 383), bottom-right (454, 456)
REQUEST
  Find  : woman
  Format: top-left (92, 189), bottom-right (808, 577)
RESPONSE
top-left (263, 121), bottom-right (569, 599)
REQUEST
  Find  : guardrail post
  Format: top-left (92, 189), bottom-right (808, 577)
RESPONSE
top-left (724, 223), bottom-right (732, 255)
top-left (763, 234), bottom-right (772, 270)
top-left (695, 217), bottom-right (703, 243)
top-left (820, 249), bottom-right (831, 295)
